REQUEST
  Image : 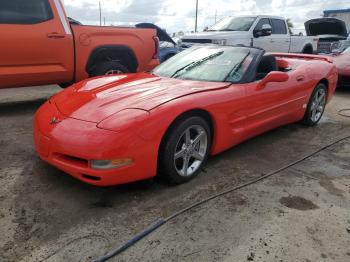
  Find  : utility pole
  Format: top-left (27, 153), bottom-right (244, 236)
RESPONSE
top-left (104, 17), bottom-right (106, 26)
top-left (195, 0), bottom-right (198, 32)
top-left (215, 10), bottom-right (217, 23)
top-left (99, 1), bottom-right (102, 26)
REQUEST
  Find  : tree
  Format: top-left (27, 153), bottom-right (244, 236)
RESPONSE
top-left (287, 18), bottom-right (294, 35)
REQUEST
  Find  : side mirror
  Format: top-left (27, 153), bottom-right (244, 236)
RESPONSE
top-left (257, 71), bottom-right (289, 90)
top-left (254, 24), bottom-right (272, 38)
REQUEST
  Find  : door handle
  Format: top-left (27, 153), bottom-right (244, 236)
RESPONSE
top-left (270, 40), bottom-right (275, 43)
top-left (296, 75), bottom-right (305, 82)
top-left (47, 32), bottom-right (66, 39)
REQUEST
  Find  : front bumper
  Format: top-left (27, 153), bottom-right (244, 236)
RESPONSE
top-left (33, 101), bottom-right (158, 186)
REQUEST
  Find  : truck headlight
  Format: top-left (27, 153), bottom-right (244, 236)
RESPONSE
top-left (91, 159), bottom-right (133, 170)
top-left (212, 39), bottom-right (227, 45)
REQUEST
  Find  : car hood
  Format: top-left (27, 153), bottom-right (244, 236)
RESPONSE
top-left (305, 18), bottom-right (348, 37)
top-left (182, 31), bottom-right (250, 40)
top-left (53, 73), bottom-right (230, 123)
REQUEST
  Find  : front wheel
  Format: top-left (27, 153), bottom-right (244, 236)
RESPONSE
top-left (302, 83), bottom-right (327, 126)
top-left (159, 116), bottom-right (211, 184)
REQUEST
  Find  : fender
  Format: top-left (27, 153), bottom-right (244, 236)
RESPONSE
top-left (86, 45), bottom-right (139, 74)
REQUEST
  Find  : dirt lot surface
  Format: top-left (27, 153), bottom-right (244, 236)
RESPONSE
top-left (0, 86), bottom-right (349, 262)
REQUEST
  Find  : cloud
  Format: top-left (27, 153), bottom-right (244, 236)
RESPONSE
top-left (62, 0), bottom-right (350, 34)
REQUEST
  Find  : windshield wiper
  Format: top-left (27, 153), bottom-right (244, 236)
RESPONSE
top-left (224, 51), bottom-right (251, 81)
top-left (171, 51), bottom-right (224, 78)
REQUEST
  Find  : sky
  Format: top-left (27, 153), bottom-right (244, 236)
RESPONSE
top-left (62, 0), bottom-right (350, 34)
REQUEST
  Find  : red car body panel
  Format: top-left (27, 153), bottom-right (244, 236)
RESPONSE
top-left (332, 53), bottom-right (350, 87)
top-left (34, 54), bottom-right (338, 186)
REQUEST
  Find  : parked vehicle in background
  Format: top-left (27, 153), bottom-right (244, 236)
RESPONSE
top-left (180, 16), bottom-right (318, 54)
top-left (331, 33), bottom-right (350, 53)
top-left (332, 46), bottom-right (350, 87)
top-left (34, 45), bottom-right (337, 186)
top-left (0, 0), bottom-right (159, 89)
top-left (158, 41), bottom-right (179, 63)
top-left (136, 23), bottom-right (179, 62)
top-left (305, 18), bottom-right (348, 54)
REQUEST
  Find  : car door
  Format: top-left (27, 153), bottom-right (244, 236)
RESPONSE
top-left (269, 19), bottom-right (290, 52)
top-left (252, 18), bottom-right (274, 51)
top-left (243, 70), bottom-right (306, 139)
top-left (0, 0), bottom-right (74, 88)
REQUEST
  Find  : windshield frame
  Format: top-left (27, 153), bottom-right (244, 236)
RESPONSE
top-left (208, 16), bottom-right (257, 32)
top-left (152, 45), bottom-right (262, 84)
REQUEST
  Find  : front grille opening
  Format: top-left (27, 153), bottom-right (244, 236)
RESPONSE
top-left (55, 153), bottom-right (88, 167)
top-left (82, 174), bottom-right (101, 181)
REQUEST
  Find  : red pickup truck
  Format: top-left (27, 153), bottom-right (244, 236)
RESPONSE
top-left (0, 0), bottom-right (159, 89)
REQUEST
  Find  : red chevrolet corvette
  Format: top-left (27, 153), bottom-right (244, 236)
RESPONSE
top-left (332, 46), bottom-right (350, 87)
top-left (34, 46), bottom-right (337, 186)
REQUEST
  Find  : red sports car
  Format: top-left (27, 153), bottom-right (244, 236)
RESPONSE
top-left (332, 46), bottom-right (350, 87)
top-left (34, 46), bottom-right (337, 186)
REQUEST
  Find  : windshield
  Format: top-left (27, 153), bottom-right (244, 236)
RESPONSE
top-left (208, 17), bottom-right (256, 32)
top-left (343, 46), bottom-right (350, 53)
top-left (152, 46), bottom-right (254, 82)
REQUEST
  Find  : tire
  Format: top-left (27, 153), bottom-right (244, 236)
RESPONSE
top-left (302, 45), bottom-right (313, 54)
top-left (159, 116), bottom-right (211, 184)
top-left (90, 61), bottom-right (129, 77)
top-left (302, 83), bottom-right (327, 126)
top-left (58, 83), bottom-right (72, 89)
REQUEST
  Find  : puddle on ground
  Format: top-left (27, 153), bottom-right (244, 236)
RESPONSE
top-left (279, 196), bottom-right (319, 211)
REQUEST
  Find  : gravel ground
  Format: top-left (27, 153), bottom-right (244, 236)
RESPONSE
top-left (0, 85), bottom-right (349, 262)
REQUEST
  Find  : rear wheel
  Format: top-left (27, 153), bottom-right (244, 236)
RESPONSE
top-left (159, 116), bottom-right (211, 184)
top-left (302, 45), bottom-right (313, 54)
top-left (90, 61), bottom-right (129, 77)
top-left (302, 83), bottom-right (327, 126)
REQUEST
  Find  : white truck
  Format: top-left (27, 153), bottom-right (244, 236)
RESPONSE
top-left (180, 15), bottom-right (318, 54)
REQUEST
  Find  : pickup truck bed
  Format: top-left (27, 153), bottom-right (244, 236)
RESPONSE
top-left (0, 0), bottom-right (159, 89)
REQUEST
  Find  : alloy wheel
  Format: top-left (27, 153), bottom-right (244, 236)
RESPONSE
top-left (310, 88), bottom-right (326, 122)
top-left (105, 69), bottom-right (124, 75)
top-left (174, 125), bottom-right (208, 177)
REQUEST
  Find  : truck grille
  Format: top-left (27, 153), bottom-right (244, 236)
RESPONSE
top-left (182, 39), bottom-right (213, 44)
top-left (317, 40), bottom-right (338, 54)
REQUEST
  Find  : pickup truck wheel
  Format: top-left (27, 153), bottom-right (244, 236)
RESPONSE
top-left (58, 83), bottom-right (72, 89)
top-left (90, 61), bottom-right (129, 77)
top-left (302, 45), bottom-right (313, 54)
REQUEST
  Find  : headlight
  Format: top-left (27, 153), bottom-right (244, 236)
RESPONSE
top-left (97, 108), bottom-right (150, 132)
top-left (212, 39), bottom-right (227, 45)
top-left (91, 159), bottom-right (133, 170)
